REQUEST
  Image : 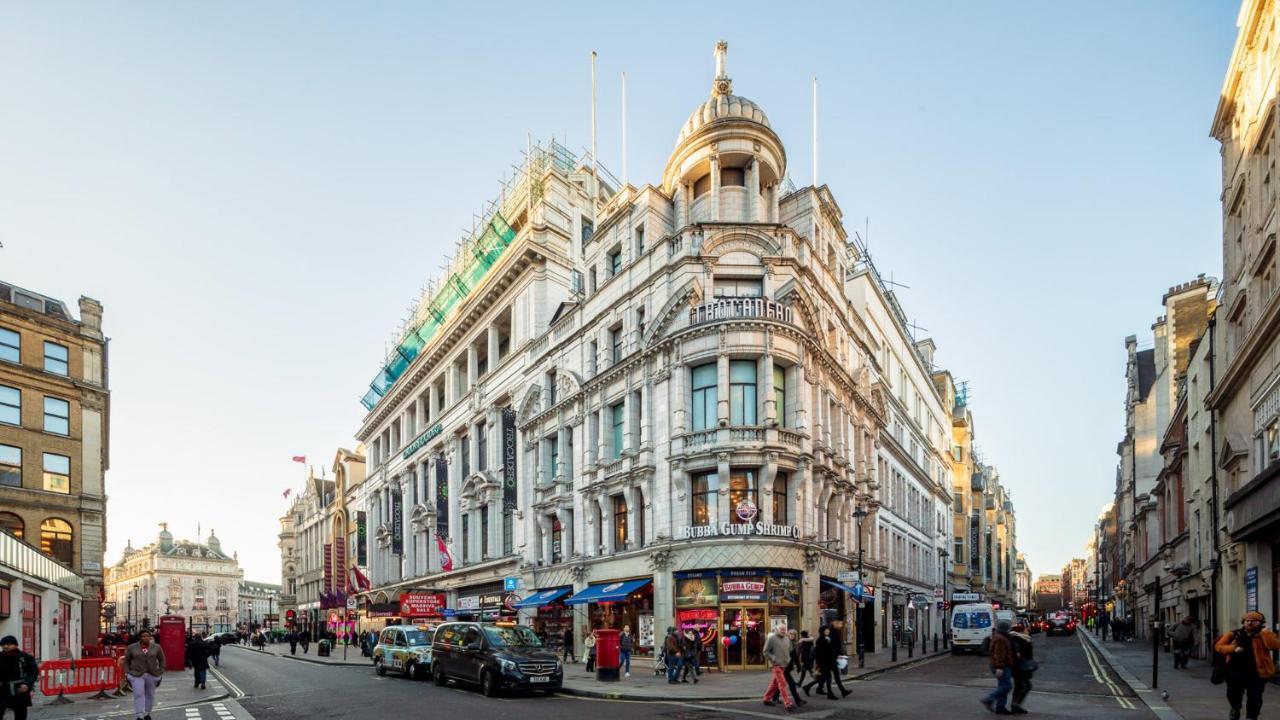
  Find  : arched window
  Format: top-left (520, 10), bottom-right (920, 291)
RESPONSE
top-left (40, 518), bottom-right (73, 564)
top-left (0, 511), bottom-right (23, 539)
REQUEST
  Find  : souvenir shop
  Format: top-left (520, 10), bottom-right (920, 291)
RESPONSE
top-left (673, 568), bottom-right (802, 671)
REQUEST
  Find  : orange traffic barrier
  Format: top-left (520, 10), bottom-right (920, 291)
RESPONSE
top-left (38, 657), bottom-right (120, 704)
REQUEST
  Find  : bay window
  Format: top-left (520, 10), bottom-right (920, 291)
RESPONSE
top-left (691, 363), bottom-right (717, 430)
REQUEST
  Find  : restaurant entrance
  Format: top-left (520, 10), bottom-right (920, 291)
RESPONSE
top-left (719, 605), bottom-right (767, 670)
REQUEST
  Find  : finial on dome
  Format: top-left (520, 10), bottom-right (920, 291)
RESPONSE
top-left (712, 40), bottom-right (732, 97)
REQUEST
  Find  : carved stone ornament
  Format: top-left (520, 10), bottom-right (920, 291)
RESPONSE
top-left (804, 548), bottom-right (821, 571)
top-left (569, 562), bottom-right (590, 582)
top-left (648, 547), bottom-right (673, 571)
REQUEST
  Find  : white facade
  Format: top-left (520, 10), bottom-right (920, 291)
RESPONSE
top-left (238, 580), bottom-right (280, 629)
top-left (105, 526), bottom-right (243, 633)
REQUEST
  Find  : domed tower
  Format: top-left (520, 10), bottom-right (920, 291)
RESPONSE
top-left (207, 528), bottom-right (221, 556)
top-left (158, 522), bottom-right (173, 552)
top-left (663, 41), bottom-right (787, 226)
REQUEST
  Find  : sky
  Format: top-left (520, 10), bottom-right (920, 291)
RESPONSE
top-left (0, 2), bottom-right (1240, 584)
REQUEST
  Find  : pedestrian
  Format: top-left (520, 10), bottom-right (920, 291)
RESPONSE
top-left (1009, 622), bottom-right (1037, 715)
top-left (299, 629), bottom-right (311, 654)
top-left (619, 625), bottom-right (634, 678)
top-left (827, 626), bottom-right (852, 698)
top-left (1171, 617), bottom-right (1195, 669)
top-left (1215, 611), bottom-right (1280, 720)
top-left (663, 627), bottom-right (684, 685)
top-left (286, 630), bottom-right (298, 656)
top-left (0, 635), bottom-right (38, 720)
top-left (562, 627), bottom-right (574, 664)
top-left (981, 618), bottom-right (1015, 715)
top-left (680, 629), bottom-right (701, 683)
top-left (795, 630), bottom-right (815, 688)
top-left (768, 630), bottom-right (806, 707)
top-left (584, 630), bottom-right (597, 672)
top-left (186, 635), bottom-right (209, 690)
top-left (762, 625), bottom-right (796, 712)
top-left (803, 626), bottom-right (837, 699)
top-left (208, 635), bottom-right (221, 668)
top-left (123, 628), bottom-right (166, 720)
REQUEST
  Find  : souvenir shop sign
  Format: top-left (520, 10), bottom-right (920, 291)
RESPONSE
top-left (719, 578), bottom-right (767, 602)
top-left (675, 522), bottom-right (799, 540)
top-left (400, 593), bottom-right (446, 618)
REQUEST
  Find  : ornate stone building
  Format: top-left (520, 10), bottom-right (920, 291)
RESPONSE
top-left (105, 526), bottom-right (243, 633)
top-left (352, 42), bottom-right (1006, 669)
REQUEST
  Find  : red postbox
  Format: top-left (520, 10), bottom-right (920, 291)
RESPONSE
top-left (157, 616), bottom-right (187, 672)
top-left (594, 629), bottom-right (620, 682)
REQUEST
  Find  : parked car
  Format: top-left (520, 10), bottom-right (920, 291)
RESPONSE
top-left (1044, 614), bottom-right (1076, 636)
top-left (208, 631), bottom-right (238, 644)
top-left (950, 603), bottom-right (996, 654)
top-left (431, 621), bottom-right (562, 696)
top-left (373, 624), bottom-right (435, 680)
top-left (1015, 613), bottom-right (1039, 634)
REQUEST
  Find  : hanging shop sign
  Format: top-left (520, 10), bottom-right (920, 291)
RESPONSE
top-left (502, 408), bottom-right (517, 512)
top-left (719, 578), bottom-right (767, 603)
top-left (435, 456), bottom-right (449, 540)
top-left (402, 424), bottom-right (443, 460)
top-left (391, 490), bottom-right (404, 556)
top-left (675, 522), bottom-right (799, 540)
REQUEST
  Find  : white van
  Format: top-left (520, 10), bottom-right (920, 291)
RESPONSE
top-left (950, 603), bottom-right (996, 655)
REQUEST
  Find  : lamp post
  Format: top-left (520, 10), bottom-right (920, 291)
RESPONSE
top-left (852, 504), bottom-right (868, 669)
top-left (939, 549), bottom-right (951, 650)
top-left (131, 583), bottom-right (139, 635)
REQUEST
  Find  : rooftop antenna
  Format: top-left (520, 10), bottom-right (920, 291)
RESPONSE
top-left (884, 271), bottom-right (910, 290)
top-left (908, 318), bottom-right (929, 338)
top-left (812, 76), bottom-right (819, 188)
top-left (621, 70), bottom-right (628, 190)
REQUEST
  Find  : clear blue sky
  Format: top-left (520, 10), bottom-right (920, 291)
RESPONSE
top-left (0, 2), bottom-right (1238, 584)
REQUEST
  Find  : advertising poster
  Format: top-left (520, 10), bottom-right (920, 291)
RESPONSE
top-left (391, 490), bottom-right (404, 555)
top-left (674, 573), bottom-right (718, 607)
top-left (502, 407), bottom-right (518, 511)
top-left (435, 456), bottom-right (449, 539)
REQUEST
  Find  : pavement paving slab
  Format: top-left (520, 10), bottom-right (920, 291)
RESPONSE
top-left (1082, 630), bottom-right (1231, 720)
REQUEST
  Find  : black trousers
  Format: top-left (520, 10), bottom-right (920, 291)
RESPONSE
top-left (1012, 671), bottom-right (1032, 707)
top-left (2, 698), bottom-right (29, 720)
top-left (804, 666), bottom-right (836, 697)
top-left (1226, 676), bottom-right (1266, 719)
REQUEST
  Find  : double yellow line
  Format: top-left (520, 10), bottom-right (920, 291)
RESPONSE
top-left (1079, 635), bottom-right (1136, 710)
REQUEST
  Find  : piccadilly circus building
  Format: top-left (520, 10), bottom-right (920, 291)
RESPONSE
top-left (354, 42), bottom-right (917, 671)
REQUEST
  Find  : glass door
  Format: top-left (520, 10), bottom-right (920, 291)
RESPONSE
top-left (721, 606), bottom-right (767, 670)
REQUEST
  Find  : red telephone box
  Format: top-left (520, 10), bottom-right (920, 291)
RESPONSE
top-left (158, 615), bottom-right (187, 672)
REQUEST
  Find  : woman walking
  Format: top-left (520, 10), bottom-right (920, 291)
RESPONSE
top-left (795, 630), bottom-right (815, 688)
top-left (803, 626), bottom-right (838, 699)
top-left (619, 625), bottom-right (634, 678)
top-left (584, 630), bottom-right (597, 672)
top-left (123, 629), bottom-right (166, 720)
top-left (1215, 611), bottom-right (1280, 720)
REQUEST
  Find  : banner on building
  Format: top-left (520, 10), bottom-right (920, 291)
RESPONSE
top-left (969, 512), bottom-right (980, 571)
top-left (391, 490), bottom-right (404, 556)
top-left (502, 407), bottom-right (517, 512)
top-left (435, 455), bottom-right (449, 539)
top-left (356, 511), bottom-right (367, 566)
top-left (399, 593), bottom-right (446, 618)
top-left (334, 537), bottom-right (347, 592)
top-left (323, 543), bottom-right (333, 595)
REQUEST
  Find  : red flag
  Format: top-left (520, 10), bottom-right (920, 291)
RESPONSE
top-left (291, 455), bottom-right (306, 464)
top-left (436, 535), bottom-right (453, 572)
top-left (353, 566), bottom-right (372, 591)
top-left (282, 488), bottom-right (292, 499)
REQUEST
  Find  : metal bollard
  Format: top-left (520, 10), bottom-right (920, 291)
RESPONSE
top-left (892, 633), bottom-right (898, 662)
top-left (934, 633), bottom-right (938, 652)
top-left (908, 634), bottom-right (914, 658)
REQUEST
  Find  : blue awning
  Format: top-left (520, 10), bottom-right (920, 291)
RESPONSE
top-left (564, 579), bottom-right (652, 605)
top-left (512, 587), bottom-right (573, 609)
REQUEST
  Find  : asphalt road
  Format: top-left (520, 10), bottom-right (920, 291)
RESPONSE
top-left (212, 633), bottom-right (1150, 720)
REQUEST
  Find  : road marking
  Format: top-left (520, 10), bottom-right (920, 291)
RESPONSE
top-left (208, 667), bottom-right (244, 699)
top-left (1079, 634), bottom-right (1135, 709)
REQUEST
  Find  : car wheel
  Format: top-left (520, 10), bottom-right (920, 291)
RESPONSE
top-left (480, 669), bottom-right (500, 698)
top-left (375, 659), bottom-right (387, 676)
top-left (433, 663), bottom-right (448, 687)
top-left (408, 662), bottom-right (420, 680)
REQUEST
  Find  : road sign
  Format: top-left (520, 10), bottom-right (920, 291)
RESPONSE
top-left (838, 571), bottom-right (860, 584)
top-left (933, 587), bottom-right (944, 599)
top-left (852, 582), bottom-right (865, 601)
top-left (952, 592), bottom-right (981, 602)
top-left (503, 576), bottom-right (520, 592)
top-left (346, 597), bottom-right (357, 610)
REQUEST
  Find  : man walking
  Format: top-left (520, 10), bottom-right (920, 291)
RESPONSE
top-left (981, 619), bottom-right (1014, 715)
top-left (562, 627), bottom-right (574, 664)
top-left (287, 630), bottom-right (298, 656)
top-left (1009, 622), bottom-right (1036, 715)
top-left (663, 628), bottom-right (683, 685)
top-left (186, 634), bottom-right (209, 690)
top-left (299, 629), bottom-right (311, 655)
top-left (803, 625), bottom-right (838, 699)
top-left (1215, 611), bottom-right (1280, 720)
top-left (1171, 617), bottom-right (1195, 669)
top-left (762, 626), bottom-right (796, 712)
top-left (0, 636), bottom-right (38, 720)
top-left (208, 635), bottom-right (221, 668)
top-left (124, 628), bottom-right (166, 720)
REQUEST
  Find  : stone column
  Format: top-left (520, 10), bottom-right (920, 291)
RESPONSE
top-left (467, 344), bottom-right (478, 387)
top-left (489, 502), bottom-right (502, 560)
top-left (717, 454), bottom-right (731, 525)
top-left (710, 155), bottom-right (721, 221)
top-left (761, 454), bottom-right (778, 525)
top-left (672, 363), bottom-right (688, 435)
top-left (488, 325), bottom-right (501, 368)
top-left (747, 157), bottom-right (761, 222)
top-left (448, 450), bottom-right (461, 565)
top-left (623, 390), bottom-right (636, 454)
top-left (563, 507), bottom-right (575, 559)
top-left (597, 406), bottom-right (609, 463)
top-left (556, 428), bottom-right (568, 481)
top-left (640, 379), bottom-right (653, 448)
top-left (763, 354), bottom-right (776, 426)
top-left (627, 486), bottom-right (641, 549)
top-left (447, 365), bottom-right (459, 406)
top-left (716, 354), bottom-right (730, 426)
top-left (536, 514), bottom-right (551, 565)
top-left (429, 380), bottom-right (439, 421)
top-left (675, 180), bottom-right (686, 228)
top-left (598, 494), bottom-right (614, 556)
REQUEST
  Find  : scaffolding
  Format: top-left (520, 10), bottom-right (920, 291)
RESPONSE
top-left (359, 139), bottom-right (596, 412)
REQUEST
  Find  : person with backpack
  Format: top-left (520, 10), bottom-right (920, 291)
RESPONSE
top-left (1009, 623), bottom-right (1037, 715)
top-left (1215, 611), bottom-right (1280, 720)
top-left (1170, 617), bottom-right (1195, 669)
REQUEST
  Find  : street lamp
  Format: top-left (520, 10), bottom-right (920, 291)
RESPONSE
top-left (939, 549), bottom-right (951, 649)
top-left (852, 504), bottom-right (868, 669)
top-left (131, 583), bottom-right (139, 634)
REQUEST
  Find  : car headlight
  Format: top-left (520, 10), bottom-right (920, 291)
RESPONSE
top-left (555, 661), bottom-right (563, 673)
top-left (499, 659), bottom-right (517, 673)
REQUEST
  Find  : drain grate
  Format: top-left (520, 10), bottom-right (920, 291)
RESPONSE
top-left (826, 710), bottom-right (893, 720)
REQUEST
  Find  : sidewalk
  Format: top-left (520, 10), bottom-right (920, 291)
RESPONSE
top-left (559, 647), bottom-right (950, 701)
top-left (1082, 630), bottom-right (1224, 720)
top-left (226, 641), bottom-right (370, 667)
top-left (28, 670), bottom-right (231, 720)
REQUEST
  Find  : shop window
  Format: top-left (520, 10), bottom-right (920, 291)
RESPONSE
top-left (0, 445), bottom-right (20, 488)
top-left (773, 473), bottom-right (788, 525)
top-left (691, 363), bottom-right (717, 431)
top-left (0, 511), bottom-right (23, 538)
top-left (40, 517), bottom-right (73, 565)
top-left (728, 470), bottom-right (758, 523)
top-left (613, 494), bottom-right (628, 550)
top-left (729, 360), bottom-right (757, 425)
top-left (691, 472), bottom-right (718, 526)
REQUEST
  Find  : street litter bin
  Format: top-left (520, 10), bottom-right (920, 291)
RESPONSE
top-left (594, 629), bottom-right (620, 682)
top-left (318, 640), bottom-right (331, 657)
